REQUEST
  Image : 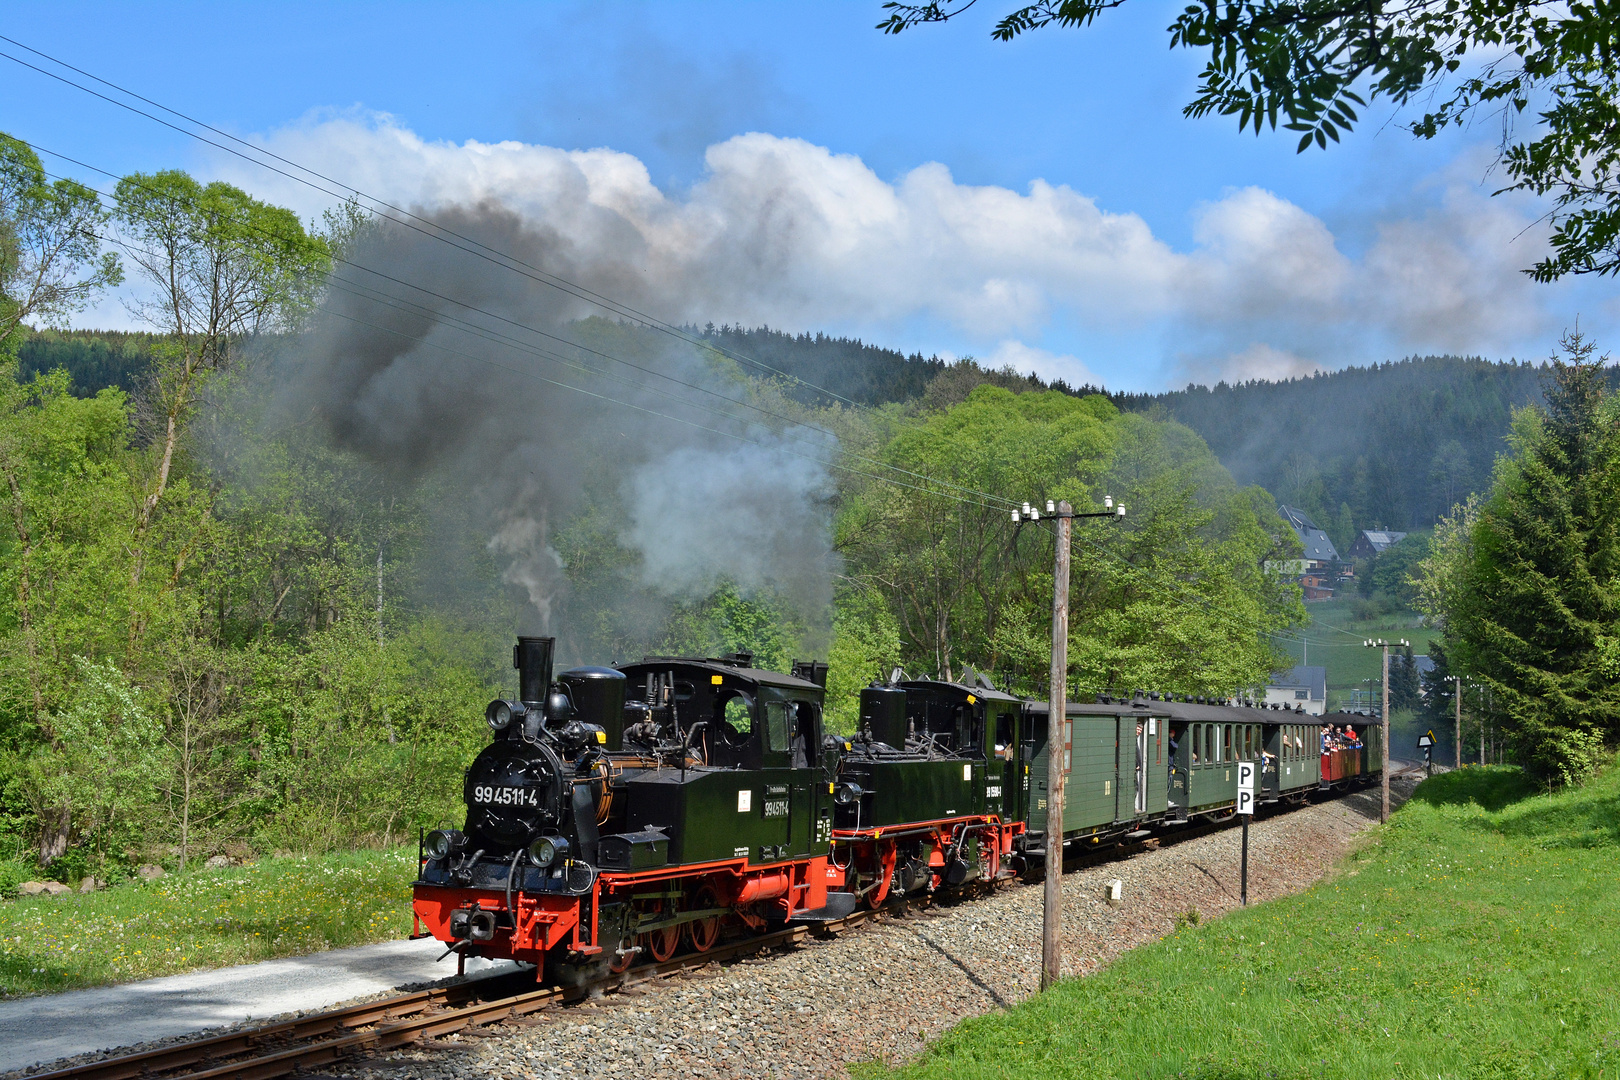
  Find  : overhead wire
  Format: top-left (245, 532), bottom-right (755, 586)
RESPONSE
top-left (1, 43), bottom-right (1033, 511)
top-left (47, 203), bottom-right (1042, 524)
top-left (0, 35), bottom-right (888, 408)
top-left (11, 41), bottom-right (1357, 652)
top-left (28, 144), bottom-right (1030, 514)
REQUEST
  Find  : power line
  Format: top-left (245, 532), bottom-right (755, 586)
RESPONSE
top-left (43, 192), bottom-right (1031, 520)
top-left (28, 143), bottom-right (1030, 514)
top-left (0, 36), bottom-right (884, 410)
top-left (10, 55), bottom-right (1331, 648)
top-left (0, 36), bottom-right (1053, 513)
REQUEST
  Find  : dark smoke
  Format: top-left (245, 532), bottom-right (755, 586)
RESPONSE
top-left (274, 202), bottom-right (837, 654)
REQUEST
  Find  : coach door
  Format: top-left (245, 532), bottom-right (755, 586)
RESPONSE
top-left (1133, 719), bottom-right (1149, 816)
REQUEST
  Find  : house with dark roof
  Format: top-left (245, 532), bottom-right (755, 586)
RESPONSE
top-left (1279, 505), bottom-right (1340, 569)
top-left (1265, 664), bottom-right (1327, 716)
top-left (1349, 529), bottom-right (1408, 561)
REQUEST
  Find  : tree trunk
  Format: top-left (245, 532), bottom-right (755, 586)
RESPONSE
top-left (39, 806), bottom-right (71, 866)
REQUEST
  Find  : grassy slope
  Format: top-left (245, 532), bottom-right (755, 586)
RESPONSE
top-left (867, 766), bottom-right (1620, 1080)
top-left (1274, 597), bottom-right (1440, 706)
top-left (0, 848), bottom-right (418, 999)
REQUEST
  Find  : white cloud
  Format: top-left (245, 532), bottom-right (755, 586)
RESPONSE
top-left (984, 340), bottom-right (1102, 388)
top-left (196, 111), bottom-right (1587, 389)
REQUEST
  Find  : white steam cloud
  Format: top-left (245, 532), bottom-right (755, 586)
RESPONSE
top-left (213, 110), bottom-right (1591, 391)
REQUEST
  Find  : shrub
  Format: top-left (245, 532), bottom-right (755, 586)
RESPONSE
top-left (0, 860), bottom-right (30, 900)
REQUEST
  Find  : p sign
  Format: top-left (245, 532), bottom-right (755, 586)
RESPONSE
top-left (1236, 760), bottom-right (1256, 815)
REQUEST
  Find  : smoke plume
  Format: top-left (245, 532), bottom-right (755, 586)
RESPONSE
top-left (275, 200), bottom-right (837, 654)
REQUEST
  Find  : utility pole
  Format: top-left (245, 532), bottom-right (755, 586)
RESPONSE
top-left (1446, 674), bottom-right (1463, 770)
top-left (1364, 638), bottom-right (1409, 823)
top-left (1028, 495), bottom-right (1123, 992)
top-left (1042, 501), bottom-right (1071, 992)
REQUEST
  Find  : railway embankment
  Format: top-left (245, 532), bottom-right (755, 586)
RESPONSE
top-left (0, 848), bottom-right (418, 998)
top-left (873, 764), bottom-right (1620, 1080)
top-left (108, 783), bottom-right (1400, 1080)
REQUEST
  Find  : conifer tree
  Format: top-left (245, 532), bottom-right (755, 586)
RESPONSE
top-left (1448, 330), bottom-right (1620, 783)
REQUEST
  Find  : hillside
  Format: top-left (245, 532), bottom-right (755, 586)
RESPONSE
top-left (16, 329), bottom-right (162, 395)
top-left (14, 327), bottom-right (1561, 542)
top-left (1115, 355), bottom-right (1557, 538)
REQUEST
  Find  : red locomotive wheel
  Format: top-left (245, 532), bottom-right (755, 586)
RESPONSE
top-left (644, 925), bottom-right (680, 963)
top-left (687, 886), bottom-right (722, 952)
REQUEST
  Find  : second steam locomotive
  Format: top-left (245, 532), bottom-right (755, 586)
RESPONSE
top-left (413, 637), bottom-right (1381, 983)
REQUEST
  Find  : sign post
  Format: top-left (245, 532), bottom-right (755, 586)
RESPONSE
top-left (1417, 731), bottom-right (1435, 777)
top-left (1236, 760), bottom-right (1255, 906)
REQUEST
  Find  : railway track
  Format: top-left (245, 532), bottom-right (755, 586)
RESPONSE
top-left (20, 908), bottom-right (889, 1080)
top-left (21, 783), bottom-right (1400, 1080)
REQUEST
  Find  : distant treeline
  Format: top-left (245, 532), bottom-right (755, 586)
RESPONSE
top-left (692, 324), bottom-right (1107, 405)
top-left (1112, 356), bottom-right (1582, 539)
top-left (18, 329), bottom-right (163, 395)
top-left (18, 326), bottom-right (1580, 540)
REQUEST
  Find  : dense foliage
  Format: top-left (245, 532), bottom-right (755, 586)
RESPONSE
top-left (0, 136), bottom-right (1306, 879)
top-left (878, 0), bottom-right (1620, 281)
top-left (1420, 331), bottom-right (1620, 783)
top-left (17, 330), bottom-right (161, 395)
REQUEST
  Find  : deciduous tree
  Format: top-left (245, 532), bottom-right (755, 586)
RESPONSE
top-left (878, 0), bottom-right (1620, 280)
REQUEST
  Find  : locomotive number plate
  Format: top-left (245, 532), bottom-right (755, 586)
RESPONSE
top-left (473, 785), bottom-right (539, 807)
top-left (763, 799), bottom-right (790, 818)
top-left (985, 785), bottom-right (1002, 799)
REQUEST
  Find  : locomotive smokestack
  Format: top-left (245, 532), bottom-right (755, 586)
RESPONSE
top-left (514, 636), bottom-right (555, 706)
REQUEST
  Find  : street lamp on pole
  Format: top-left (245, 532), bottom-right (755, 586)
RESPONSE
top-left (1363, 638), bottom-right (1409, 823)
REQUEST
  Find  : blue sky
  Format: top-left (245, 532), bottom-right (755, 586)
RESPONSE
top-left (4, 1), bottom-right (1613, 392)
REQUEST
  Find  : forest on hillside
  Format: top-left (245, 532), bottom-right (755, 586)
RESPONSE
top-left (25, 328), bottom-right (1562, 550)
top-left (1115, 357), bottom-right (1564, 543)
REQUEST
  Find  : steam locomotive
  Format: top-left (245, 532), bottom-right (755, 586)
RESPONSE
top-left (411, 637), bottom-right (1382, 984)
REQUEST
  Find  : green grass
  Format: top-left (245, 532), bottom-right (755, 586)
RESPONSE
top-left (1274, 597), bottom-right (1440, 705)
top-left (863, 764), bottom-right (1620, 1080)
top-left (0, 848), bottom-right (419, 998)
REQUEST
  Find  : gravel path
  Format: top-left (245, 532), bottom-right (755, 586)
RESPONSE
top-left (321, 782), bottom-right (1412, 1080)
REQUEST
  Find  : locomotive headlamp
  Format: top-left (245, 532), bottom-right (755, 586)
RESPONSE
top-left (425, 829), bottom-right (462, 860)
top-left (528, 835), bottom-right (569, 868)
top-left (485, 699), bottom-right (526, 731)
top-left (834, 782), bottom-right (864, 806)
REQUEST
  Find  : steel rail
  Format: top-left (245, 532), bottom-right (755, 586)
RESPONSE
top-left (28, 782), bottom-right (1394, 1080)
top-left (27, 908), bottom-right (884, 1080)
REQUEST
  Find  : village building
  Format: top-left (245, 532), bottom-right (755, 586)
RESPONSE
top-left (1264, 664), bottom-right (1327, 715)
top-left (1349, 528), bottom-right (1408, 561)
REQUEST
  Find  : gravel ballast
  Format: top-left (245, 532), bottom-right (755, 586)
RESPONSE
top-left (327, 782), bottom-right (1412, 1080)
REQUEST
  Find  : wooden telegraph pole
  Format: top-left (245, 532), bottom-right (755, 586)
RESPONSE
top-left (1447, 674), bottom-right (1462, 770)
top-left (1364, 637), bottom-right (1409, 823)
top-left (1041, 500), bottom-right (1072, 992)
top-left (1034, 496), bottom-right (1123, 992)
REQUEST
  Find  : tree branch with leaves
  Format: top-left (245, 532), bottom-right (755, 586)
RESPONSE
top-left (878, 0), bottom-right (1620, 280)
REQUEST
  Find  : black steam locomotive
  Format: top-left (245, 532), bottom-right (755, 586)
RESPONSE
top-left (412, 637), bottom-right (1380, 983)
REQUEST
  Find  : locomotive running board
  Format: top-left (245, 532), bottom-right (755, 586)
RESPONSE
top-left (791, 893), bottom-right (859, 922)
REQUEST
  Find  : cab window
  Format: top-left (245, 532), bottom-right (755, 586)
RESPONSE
top-left (765, 700), bottom-right (792, 752)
